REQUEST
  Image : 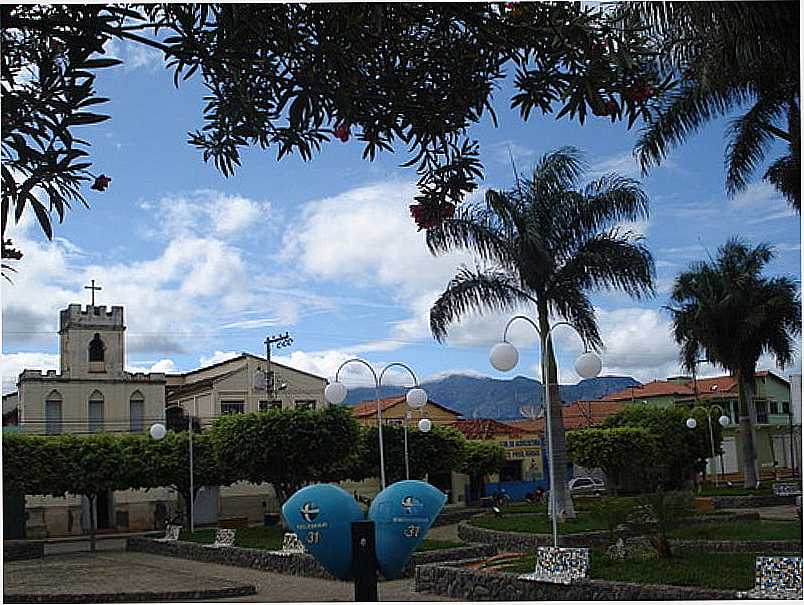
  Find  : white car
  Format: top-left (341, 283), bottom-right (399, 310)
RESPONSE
top-left (568, 477), bottom-right (606, 496)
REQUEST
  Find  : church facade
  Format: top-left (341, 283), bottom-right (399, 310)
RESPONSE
top-left (5, 301), bottom-right (328, 537)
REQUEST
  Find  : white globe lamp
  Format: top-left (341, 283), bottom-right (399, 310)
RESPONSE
top-left (149, 423), bottom-right (167, 440)
top-left (686, 417), bottom-right (697, 430)
top-left (718, 415), bottom-right (730, 427)
top-left (418, 418), bottom-right (432, 432)
top-left (490, 342), bottom-right (519, 372)
top-left (324, 381), bottom-right (348, 404)
top-left (406, 387), bottom-right (428, 409)
top-left (574, 351), bottom-right (602, 379)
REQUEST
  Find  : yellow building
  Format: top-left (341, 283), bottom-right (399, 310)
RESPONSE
top-left (350, 395), bottom-right (461, 427)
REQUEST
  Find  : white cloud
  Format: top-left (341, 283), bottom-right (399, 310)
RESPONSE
top-left (103, 38), bottom-right (163, 72)
top-left (284, 181), bottom-right (473, 299)
top-left (485, 141), bottom-right (535, 166)
top-left (588, 152), bottom-right (642, 180)
top-left (199, 350), bottom-right (242, 368)
top-left (1, 352), bottom-right (59, 394)
top-left (140, 190), bottom-right (273, 241)
top-left (126, 358), bottom-right (178, 374)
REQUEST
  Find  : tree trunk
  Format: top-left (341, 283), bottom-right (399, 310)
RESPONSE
top-left (737, 370), bottom-right (759, 489)
top-left (650, 534), bottom-right (672, 558)
top-left (539, 310), bottom-right (576, 520)
top-left (89, 494), bottom-right (97, 553)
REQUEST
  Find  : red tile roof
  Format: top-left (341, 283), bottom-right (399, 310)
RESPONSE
top-left (453, 419), bottom-right (528, 440)
top-left (505, 400), bottom-right (625, 435)
top-left (600, 380), bottom-right (694, 401)
top-left (350, 396), bottom-right (460, 418)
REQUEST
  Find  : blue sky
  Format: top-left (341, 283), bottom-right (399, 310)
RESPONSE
top-left (2, 38), bottom-right (801, 394)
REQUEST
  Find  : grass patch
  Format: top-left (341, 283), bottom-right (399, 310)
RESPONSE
top-left (416, 539), bottom-right (463, 551)
top-left (471, 512), bottom-right (606, 534)
top-left (179, 526), bottom-right (463, 552)
top-left (497, 550), bottom-right (767, 590)
top-left (668, 520), bottom-right (802, 541)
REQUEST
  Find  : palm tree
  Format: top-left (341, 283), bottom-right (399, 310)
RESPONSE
top-left (427, 147), bottom-right (655, 518)
top-left (668, 239), bottom-right (801, 488)
top-left (625, 2), bottom-right (800, 211)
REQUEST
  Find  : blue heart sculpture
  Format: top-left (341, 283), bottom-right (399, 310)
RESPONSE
top-left (282, 483), bottom-right (364, 580)
top-left (368, 480), bottom-right (447, 579)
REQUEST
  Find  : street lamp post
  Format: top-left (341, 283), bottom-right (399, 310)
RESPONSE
top-left (490, 316), bottom-right (602, 548)
top-left (150, 399), bottom-right (199, 533)
top-left (685, 405), bottom-right (730, 486)
top-left (324, 359), bottom-right (427, 489)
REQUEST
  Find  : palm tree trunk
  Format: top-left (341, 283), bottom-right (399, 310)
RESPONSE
top-left (539, 310), bottom-right (576, 520)
top-left (737, 370), bottom-right (759, 489)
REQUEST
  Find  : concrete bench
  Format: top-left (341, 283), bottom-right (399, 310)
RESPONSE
top-left (772, 482), bottom-right (802, 497)
top-left (738, 556), bottom-right (803, 599)
top-left (203, 528), bottom-right (236, 549)
top-left (154, 524), bottom-right (181, 543)
top-left (517, 546), bottom-right (590, 585)
top-left (269, 532), bottom-right (306, 557)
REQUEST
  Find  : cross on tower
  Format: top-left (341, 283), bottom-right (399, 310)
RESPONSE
top-left (84, 279), bottom-right (102, 306)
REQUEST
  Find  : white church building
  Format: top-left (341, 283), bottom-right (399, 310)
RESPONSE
top-left (4, 300), bottom-right (328, 538)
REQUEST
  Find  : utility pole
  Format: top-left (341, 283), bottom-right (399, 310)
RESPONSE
top-left (263, 332), bottom-right (293, 398)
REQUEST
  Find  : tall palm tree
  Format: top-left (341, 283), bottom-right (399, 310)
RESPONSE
top-left (427, 147), bottom-right (655, 518)
top-left (625, 2), bottom-right (800, 211)
top-left (668, 239), bottom-right (801, 488)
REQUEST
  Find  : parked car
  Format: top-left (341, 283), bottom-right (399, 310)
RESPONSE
top-left (568, 476), bottom-right (606, 496)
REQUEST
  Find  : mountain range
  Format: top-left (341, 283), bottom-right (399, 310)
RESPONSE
top-left (342, 373), bottom-right (640, 420)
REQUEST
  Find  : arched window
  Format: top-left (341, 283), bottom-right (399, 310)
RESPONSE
top-left (88, 333), bottom-right (105, 362)
top-left (45, 390), bottom-right (62, 435)
top-left (88, 390), bottom-right (104, 433)
top-left (129, 391), bottom-right (145, 433)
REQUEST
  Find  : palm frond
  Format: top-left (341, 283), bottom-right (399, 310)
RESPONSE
top-left (764, 153), bottom-right (800, 212)
top-left (550, 230), bottom-right (655, 301)
top-left (547, 285), bottom-right (602, 352)
top-left (429, 265), bottom-right (534, 342)
top-left (725, 94), bottom-right (787, 196)
top-left (530, 147), bottom-right (587, 199)
top-left (636, 83), bottom-right (752, 173)
top-left (426, 205), bottom-right (516, 268)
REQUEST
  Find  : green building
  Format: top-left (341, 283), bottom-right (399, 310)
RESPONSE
top-left (599, 371), bottom-right (800, 480)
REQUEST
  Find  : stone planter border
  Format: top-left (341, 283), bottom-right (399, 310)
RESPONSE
top-left (3, 585), bottom-right (256, 603)
top-left (3, 541), bottom-right (44, 561)
top-left (126, 537), bottom-right (496, 580)
top-left (414, 560), bottom-right (740, 601)
top-left (459, 517), bottom-right (799, 555)
top-left (711, 494), bottom-right (796, 509)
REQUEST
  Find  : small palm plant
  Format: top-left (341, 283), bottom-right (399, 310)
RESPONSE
top-left (629, 490), bottom-right (693, 559)
top-left (427, 147), bottom-right (655, 519)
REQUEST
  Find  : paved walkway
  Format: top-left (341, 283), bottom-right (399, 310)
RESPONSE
top-left (4, 550), bottom-right (458, 602)
top-left (722, 505), bottom-right (798, 520)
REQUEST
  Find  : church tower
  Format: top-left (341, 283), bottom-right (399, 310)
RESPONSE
top-left (59, 304), bottom-right (126, 378)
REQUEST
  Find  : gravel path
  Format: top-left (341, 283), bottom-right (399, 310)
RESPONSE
top-left (4, 550), bottom-right (459, 602)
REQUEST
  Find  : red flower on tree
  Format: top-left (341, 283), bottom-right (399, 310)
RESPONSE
top-left (90, 174), bottom-right (111, 191)
top-left (409, 202), bottom-right (456, 230)
top-left (334, 123), bottom-right (350, 142)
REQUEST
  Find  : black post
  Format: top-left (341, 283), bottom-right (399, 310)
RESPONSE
top-left (351, 520), bottom-right (378, 602)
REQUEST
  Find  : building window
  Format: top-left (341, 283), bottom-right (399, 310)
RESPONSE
top-left (45, 390), bottom-right (62, 435)
top-left (756, 400), bottom-right (768, 424)
top-left (221, 401), bottom-right (245, 415)
top-left (294, 400), bottom-right (316, 411)
top-left (386, 418), bottom-right (404, 426)
top-left (259, 400), bottom-right (283, 412)
top-left (88, 333), bottom-right (105, 362)
top-left (769, 400), bottom-right (779, 415)
top-left (782, 401), bottom-right (791, 415)
top-left (129, 392), bottom-right (145, 433)
top-left (88, 390), bottom-right (104, 433)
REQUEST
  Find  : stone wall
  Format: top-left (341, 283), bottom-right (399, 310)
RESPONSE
top-left (457, 521), bottom-right (612, 550)
top-left (672, 539), bottom-right (802, 554)
top-left (3, 540), bottom-right (44, 561)
top-left (414, 561), bottom-right (740, 601)
top-left (712, 495), bottom-right (796, 509)
top-left (127, 537), bottom-right (496, 580)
